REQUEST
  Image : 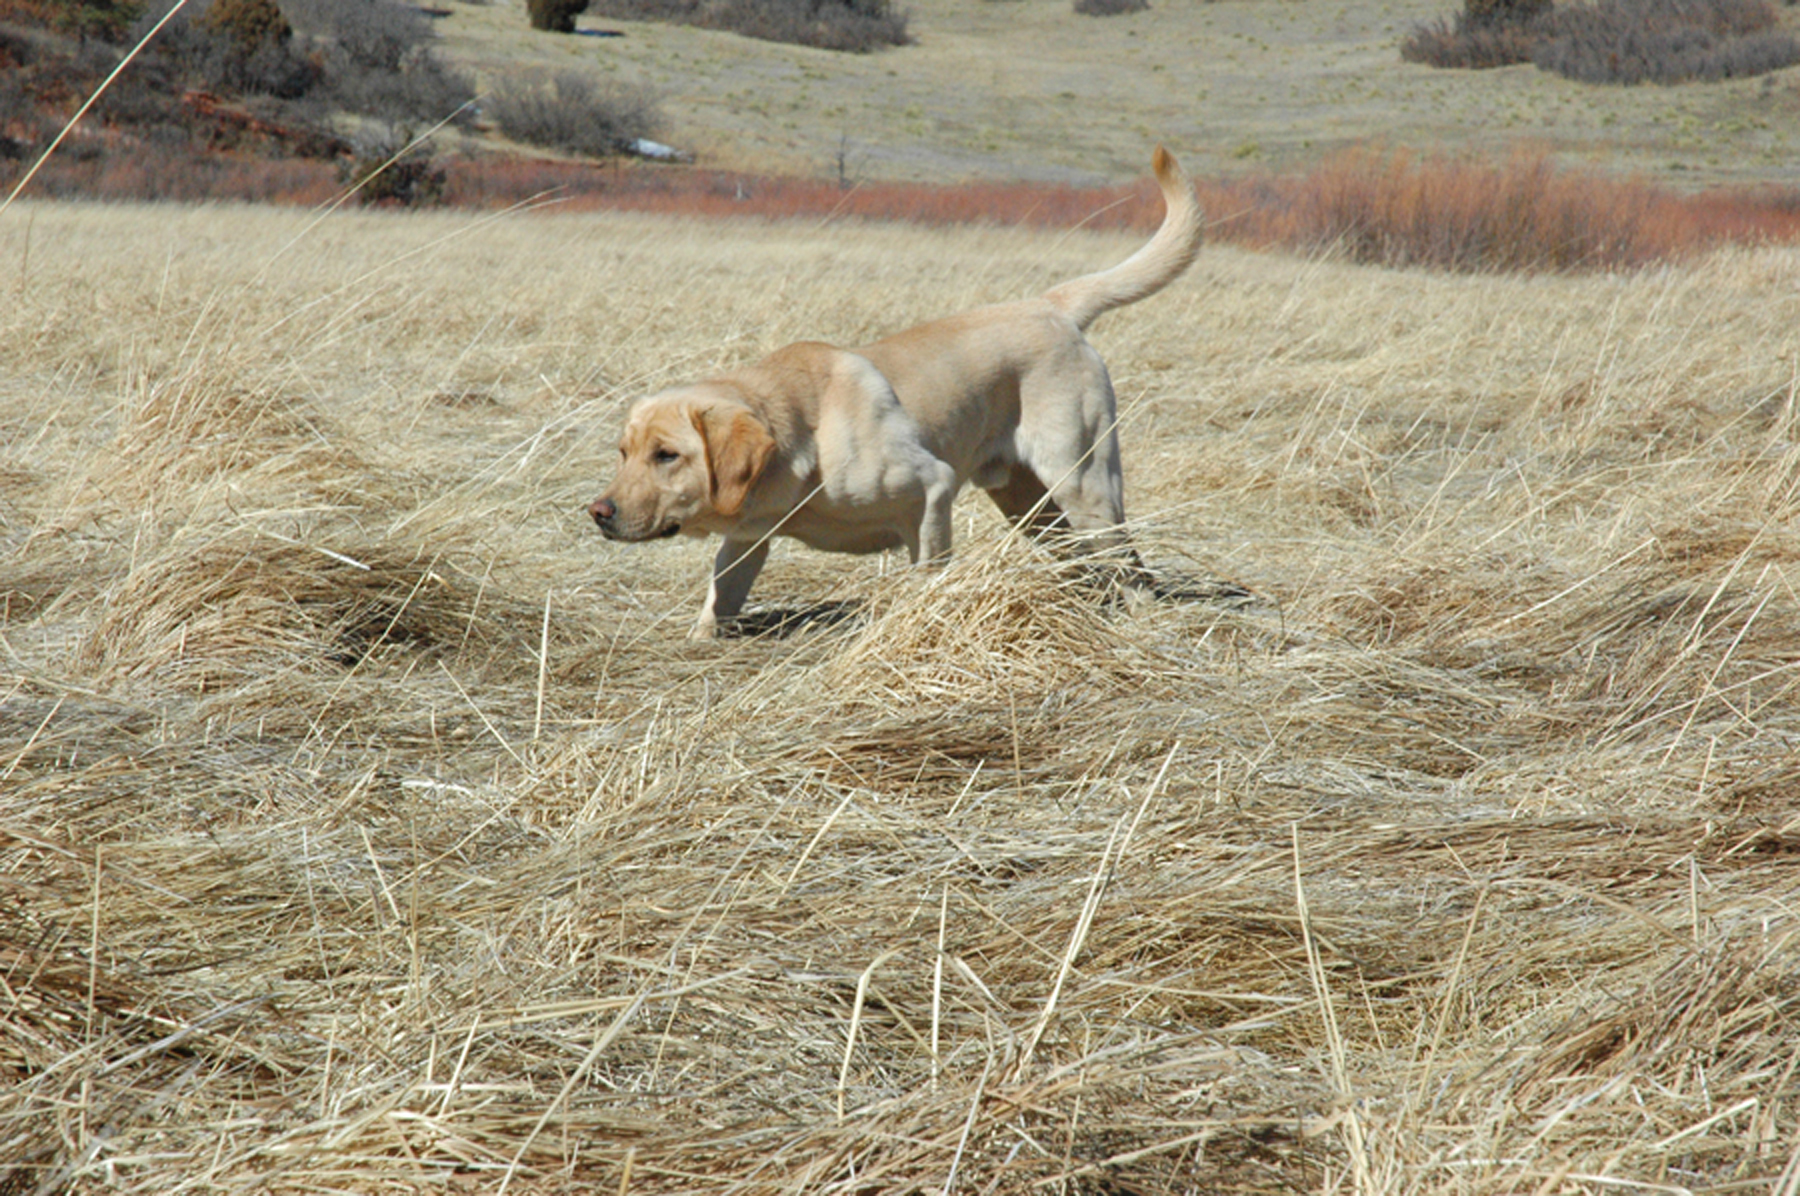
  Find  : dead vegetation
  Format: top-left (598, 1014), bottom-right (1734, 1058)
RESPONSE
top-left (2, 197), bottom-right (1799, 1193)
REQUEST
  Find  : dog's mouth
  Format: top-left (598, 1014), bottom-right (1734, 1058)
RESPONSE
top-left (599, 520), bottom-right (681, 542)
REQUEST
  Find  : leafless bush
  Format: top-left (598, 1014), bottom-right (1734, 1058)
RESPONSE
top-left (1533, 0), bottom-right (1800, 82)
top-left (0, 73), bottom-right (45, 159)
top-left (1406, 0), bottom-right (1799, 80)
top-left (1463, 0), bottom-right (1553, 25)
top-left (0, 0), bottom-right (139, 40)
top-left (1400, 0), bottom-right (1548, 67)
top-left (130, 0), bottom-right (321, 98)
top-left (282, 0), bottom-right (475, 124)
top-left (1401, 14), bottom-right (1541, 66)
top-left (486, 71), bottom-right (662, 158)
top-left (1073, 0), bottom-right (1149, 15)
top-left (587, 0), bottom-right (910, 52)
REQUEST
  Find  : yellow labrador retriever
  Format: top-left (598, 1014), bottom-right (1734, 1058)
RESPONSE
top-left (588, 146), bottom-right (1202, 637)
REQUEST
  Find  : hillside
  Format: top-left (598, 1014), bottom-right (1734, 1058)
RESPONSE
top-left (428, 0), bottom-right (1800, 187)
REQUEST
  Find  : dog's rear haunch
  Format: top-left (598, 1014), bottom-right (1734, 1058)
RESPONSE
top-left (589, 146), bottom-right (1203, 639)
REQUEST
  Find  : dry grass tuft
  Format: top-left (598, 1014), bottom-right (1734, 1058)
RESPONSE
top-left (75, 534), bottom-right (514, 689)
top-left (3, 199), bottom-right (1799, 1193)
top-left (822, 542), bottom-right (1150, 706)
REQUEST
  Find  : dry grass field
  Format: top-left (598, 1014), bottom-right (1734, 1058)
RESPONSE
top-left (3, 189), bottom-right (1800, 1194)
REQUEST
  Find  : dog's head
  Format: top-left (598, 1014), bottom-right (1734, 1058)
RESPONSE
top-left (588, 387), bottom-right (777, 542)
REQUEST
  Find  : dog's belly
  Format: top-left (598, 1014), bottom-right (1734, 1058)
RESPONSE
top-left (781, 510), bottom-right (908, 555)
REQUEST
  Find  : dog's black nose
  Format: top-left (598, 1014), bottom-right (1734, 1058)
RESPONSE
top-left (588, 497), bottom-right (616, 526)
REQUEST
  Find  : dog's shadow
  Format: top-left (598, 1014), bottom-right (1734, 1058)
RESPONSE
top-left (721, 599), bottom-right (866, 640)
top-left (1144, 571), bottom-right (1259, 605)
top-left (718, 570), bottom-right (1258, 640)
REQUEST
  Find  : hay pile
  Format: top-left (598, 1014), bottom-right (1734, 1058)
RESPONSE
top-left (2, 201), bottom-right (1798, 1194)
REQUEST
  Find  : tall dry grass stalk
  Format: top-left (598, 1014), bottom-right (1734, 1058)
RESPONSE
top-left (2, 196), bottom-right (1798, 1192)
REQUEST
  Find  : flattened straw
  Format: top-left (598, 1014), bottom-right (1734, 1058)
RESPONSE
top-left (1647, 1096), bottom-right (1759, 1152)
top-left (942, 1052), bottom-right (994, 1196)
top-left (96, 996), bottom-right (268, 1078)
top-left (932, 886), bottom-right (948, 1090)
top-left (360, 826), bottom-right (404, 926)
top-left (535, 590), bottom-right (552, 743)
top-left (1294, 823), bottom-right (1369, 1193)
top-left (1414, 886), bottom-right (1486, 1108)
top-left (436, 1013), bottom-right (483, 1118)
top-left (1775, 1135), bottom-right (1800, 1196)
top-left (1660, 569), bottom-right (1777, 763)
top-left (500, 992), bottom-right (651, 1195)
top-left (1013, 746), bottom-right (1173, 1076)
top-left (496, 969), bottom-right (749, 1196)
top-left (781, 791), bottom-right (857, 893)
top-left (1492, 537), bottom-right (1657, 627)
top-left (2, 694), bottom-right (61, 782)
top-left (838, 947), bottom-right (905, 1120)
top-left (1016, 817), bottom-right (1122, 1078)
top-left (86, 846), bottom-right (101, 1040)
top-left (438, 660), bottom-right (524, 766)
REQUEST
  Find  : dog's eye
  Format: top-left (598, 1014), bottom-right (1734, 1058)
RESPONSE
top-left (653, 448), bottom-right (680, 465)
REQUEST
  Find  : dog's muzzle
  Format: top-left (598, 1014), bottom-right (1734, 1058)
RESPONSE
top-left (588, 497), bottom-right (678, 541)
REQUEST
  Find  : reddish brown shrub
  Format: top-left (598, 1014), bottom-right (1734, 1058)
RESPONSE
top-left (9, 134), bottom-right (1800, 275)
top-left (1251, 147), bottom-right (1698, 272)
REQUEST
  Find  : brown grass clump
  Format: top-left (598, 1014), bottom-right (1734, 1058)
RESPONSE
top-left (3, 198), bottom-right (1800, 1193)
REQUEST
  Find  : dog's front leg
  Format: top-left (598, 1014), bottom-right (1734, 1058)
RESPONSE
top-left (909, 461), bottom-right (959, 565)
top-left (694, 536), bottom-right (771, 639)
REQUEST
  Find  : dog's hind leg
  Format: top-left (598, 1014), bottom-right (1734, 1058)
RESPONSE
top-left (983, 467), bottom-right (1069, 537)
top-left (1024, 437), bottom-right (1159, 591)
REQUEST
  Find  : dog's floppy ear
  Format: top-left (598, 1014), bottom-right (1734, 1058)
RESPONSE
top-left (693, 403), bottom-right (776, 518)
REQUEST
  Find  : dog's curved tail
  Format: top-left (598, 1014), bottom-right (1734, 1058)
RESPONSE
top-left (1042, 146), bottom-right (1203, 331)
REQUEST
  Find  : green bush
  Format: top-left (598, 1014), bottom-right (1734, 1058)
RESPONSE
top-left (527, 0), bottom-right (589, 32)
top-left (340, 135), bottom-right (446, 207)
top-left (198, 0), bottom-right (291, 51)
